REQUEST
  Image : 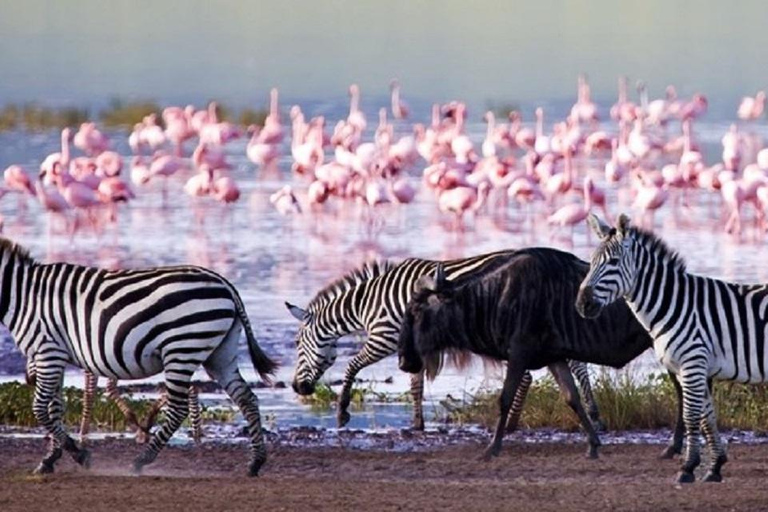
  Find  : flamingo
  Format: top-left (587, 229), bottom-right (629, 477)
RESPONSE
top-left (73, 123), bottom-right (109, 156)
top-left (41, 128), bottom-right (72, 178)
top-left (247, 126), bottom-right (280, 167)
top-left (390, 79), bottom-right (409, 120)
top-left (632, 174), bottom-right (669, 229)
top-left (437, 182), bottom-right (491, 230)
top-left (212, 175), bottom-right (241, 203)
top-left (737, 91), bottom-right (766, 121)
top-left (184, 167), bottom-right (214, 198)
top-left (534, 108), bottom-right (552, 156)
top-left (270, 185), bottom-right (302, 215)
top-left (548, 176), bottom-right (594, 237)
top-left (258, 88), bottom-right (285, 144)
top-left (347, 84), bottom-right (367, 133)
top-left (3, 166), bottom-right (35, 195)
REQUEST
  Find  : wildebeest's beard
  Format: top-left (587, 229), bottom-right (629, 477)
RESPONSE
top-left (409, 293), bottom-right (472, 381)
top-left (398, 308), bottom-right (423, 374)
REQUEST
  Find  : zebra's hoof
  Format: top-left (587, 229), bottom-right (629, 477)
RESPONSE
top-left (591, 419), bottom-right (607, 433)
top-left (702, 472), bottom-right (723, 483)
top-left (248, 457), bottom-right (266, 477)
top-left (412, 419), bottom-right (425, 431)
top-left (132, 460), bottom-right (145, 475)
top-left (33, 461), bottom-right (54, 475)
top-left (336, 411), bottom-right (351, 428)
top-left (676, 471), bottom-right (695, 484)
top-left (73, 449), bottom-right (91, 469)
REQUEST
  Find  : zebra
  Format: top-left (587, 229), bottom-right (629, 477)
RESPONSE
top-left (0, 237), bottom-right (276, 476)
top-left (576, 213), bottom-right (740, 483)
top-left (286, 250), bottom-right (605, 431)
top-left (26, 359), bottom-right (204, 445)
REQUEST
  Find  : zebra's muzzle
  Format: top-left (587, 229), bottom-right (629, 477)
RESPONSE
top-left (575, 286), bottom-right (603, 319)
top-left (292, 379), bottom-right (316, 396)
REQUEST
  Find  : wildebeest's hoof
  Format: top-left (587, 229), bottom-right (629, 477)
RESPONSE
top-left (479, 446), bottom-right (499, 462)
top-left (702, 472), bottom-right (722, 483)
top-left (33, 461), bottom-right (54, 475)
top-left (592, 419), bottom-right (607, 433)
top-left (72, 448), bottom-right (91, 469)
top-left (336, 411), bottom-right (351, 428)
top-left (676, 471), bottom-right (695, 484)
top-left (586, 447), bottom-right (600, 459)
top-left (412, 418), bottom-right (425, 431)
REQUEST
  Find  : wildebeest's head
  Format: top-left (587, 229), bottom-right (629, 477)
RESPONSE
top-left (398, 263), bottom-right (467, 380)
top-left (576, 213), bottom-right (638, 319)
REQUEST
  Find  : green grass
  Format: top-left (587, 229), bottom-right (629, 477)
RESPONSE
top-left (437, 371), bottom-right (768, 433)
top-left (0, 103), bottom-right (91, 132)
top-left (99, 98), bottom-right (162, 128)
top-left (485, 101), bottom-right (521, 120)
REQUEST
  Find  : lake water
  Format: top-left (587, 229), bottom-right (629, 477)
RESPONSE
top-left (1, 100), bottom-right (767, 432)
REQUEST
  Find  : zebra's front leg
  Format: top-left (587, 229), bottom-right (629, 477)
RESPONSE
top-left (700, 387), bottom-right (727, 482)
top-left (336, 345), bottom-right (388, 428)
top-left (32, 363), bottom-right (90, 473)
top-left (133, 372), bottom-right (190, 474)
top-left (676, 368), bottom-right (706, 484)
top-left (409, 372), bottom-right (425, 430)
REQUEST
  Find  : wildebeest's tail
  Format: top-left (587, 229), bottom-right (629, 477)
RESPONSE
top-left (229, 284), bottom-right (279, 384)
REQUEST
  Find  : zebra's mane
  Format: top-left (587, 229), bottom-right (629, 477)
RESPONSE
top-left (309, 259), bottom-right (395, 308)
top-left (630, 227), bottom-right (686, 272)
top-left (0, 237), bottom-right (34, 265)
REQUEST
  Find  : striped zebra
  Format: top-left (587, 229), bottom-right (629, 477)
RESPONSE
top-left (26, 360), bottom-right (204, 445)
top-left (576, 213), bottom-right (739, 483)
top-left (0, 238), bottom-right (276, 476)
top-left (286, 251), bottom-right (604, 430)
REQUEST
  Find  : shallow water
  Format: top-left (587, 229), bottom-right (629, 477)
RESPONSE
top-left (0, 107), bottom-right (767, 430)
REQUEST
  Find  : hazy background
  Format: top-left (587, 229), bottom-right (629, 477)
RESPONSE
top-left (1, 1), bottom-right (766, 117)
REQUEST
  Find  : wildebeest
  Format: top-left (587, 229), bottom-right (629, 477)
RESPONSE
top-left (398, 247), bottom-right (684, 460)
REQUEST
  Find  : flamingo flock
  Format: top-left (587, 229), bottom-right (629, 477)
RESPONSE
top-left (3, 77), bottom-right (768, 239)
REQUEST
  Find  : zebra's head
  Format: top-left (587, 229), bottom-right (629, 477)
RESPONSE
top-left (576, 213), bottom-right (638, 319)
top-left (286, 301), bottom-right (338, 395)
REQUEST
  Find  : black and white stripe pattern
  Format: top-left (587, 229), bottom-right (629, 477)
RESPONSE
top-left (287, 250), bottom-right (603, 430)
top-left (0, 238), bottom-right (275, 476)
top-left (577, 214), bottom-right (733, 483)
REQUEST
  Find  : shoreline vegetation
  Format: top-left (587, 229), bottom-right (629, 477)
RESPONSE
top-left (0, 99), bottom-right (268, 132)
top-left (2, 371), bottom-right (768, 433)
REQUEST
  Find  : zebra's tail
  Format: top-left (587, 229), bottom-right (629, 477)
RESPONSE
top-left (231, 287), bottom-right (279, 385)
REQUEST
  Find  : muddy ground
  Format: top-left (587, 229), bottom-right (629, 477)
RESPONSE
top-left (1, 436), bottom-right (768, 512)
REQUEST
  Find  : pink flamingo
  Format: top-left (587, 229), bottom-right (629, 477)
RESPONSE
top-left (547, 176), bottom-right (594, 238)
top-left (482, 112), bottom-right (498, 158)
top-left (163, 105), bottom-right (195, 156)
top-left (95, 151), bottom-right (123, 178)
top-left (437, 182), bottom-right (491, 230)
top-left (73, 123), bottom-right (110, 156)
top-left (130, 157), bottom-right (152, 186)
top-left (258, 88), bottom-right (285, 145)
top-left (212, 175), bottom-right (241, 203)
top-left (40, 128), bottom-right (72, 178)
top-left (34, 179), bottom-right (70, 215)
top-left (3, 166), bottom-right (35, 195)
top-left (632, 174), bottom-right (669, 229)
top-left (737, 91), bottom-right (766, 121)
top-left (534, 108), bottom-right (552, 156)
top-left (192, 142), bottom-right (231, 171)
top-left (347, 84), bottom-right (367, 133)
top-left (390, 79), bottom-right (410, 120)
top-left (721, 180), bottom-right (745, 234)
top-left (184, 167), bottom-right (214, 198)
top-left (247, 126), bottom-right (280, 167)
top-left (270, 185), bottom-right (302, 215)
top-left (449, 104), bottom-right (475, 164)
top-left (307, 180), bottom-right (330, 207)
top-left (721, 124), bottom-right (742, 171)
top-left (388, 178), bottom-right (416, 204)
top-left (570, 74), bottom-right (599, 124)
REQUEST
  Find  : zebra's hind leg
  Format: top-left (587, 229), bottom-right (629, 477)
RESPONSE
top-left (132, 369), bottom-right (191, 474)
top-left (700, 386), bottom-right (727, 483)
top-left (36, 394), bottom-right (66, 474)
top-left (79, 371), bottom-right (98, 446)
top-left (549, 361), bottom-right (602, 459)
top-left (505, 370), bottom-right (533, 433)
top-left (188, 385), bottom-right (203, 444)
top-left (409, 372), bottom-right (425, 430)
top-left (660, 371), bottom-right (685, 459)
top-left (568, 360), bottom-right (605, 432)
top-left (32, 361), bottom-right (90, 473)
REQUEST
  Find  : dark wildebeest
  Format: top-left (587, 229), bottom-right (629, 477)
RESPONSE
top-left (398, 247), bottom-right (684, 460)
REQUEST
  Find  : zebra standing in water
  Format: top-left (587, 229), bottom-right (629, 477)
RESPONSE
top-left (575, 213), bottom-right (756, 483)
top-left (0, 238), bottom-right (276, 476)
top-left (286, 251), bottom-right (604, 430)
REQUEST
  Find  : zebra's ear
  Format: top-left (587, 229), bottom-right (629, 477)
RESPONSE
top-left (587, 213), bottom-right (612, 240)
top-left (285, 302), bottom-right (307, 321)
top-left (616, 213), bottom-right (632, 235)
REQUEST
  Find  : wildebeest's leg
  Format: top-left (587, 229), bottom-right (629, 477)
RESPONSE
top-left (568, 360), bottom-right (605, 431)
top-left (505, 370), bottom-right (532, 433)
top-left (482, 359), bottom-right (528, 461)
top-left (660, 370), bottom-right (685, 459)
top-left (549, 361), bottom-right (602, 459)
top-left (79, 371), bottom-right (98, 446)
top-left (337, 341), bottom-right (391, 428)
top-left (409, 372), bottom-right (426, 430)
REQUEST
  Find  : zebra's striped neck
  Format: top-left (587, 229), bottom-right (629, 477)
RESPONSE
top-left (624, 229), bottom-right (687, 337)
